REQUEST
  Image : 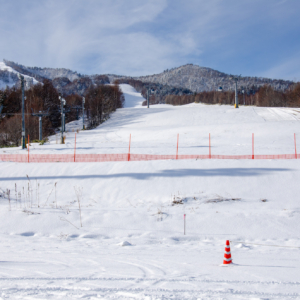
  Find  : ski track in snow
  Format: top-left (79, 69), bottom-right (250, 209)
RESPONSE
top-left (0, 84), bottom-right (300, 299)
top-left (254, 107), bottom-right (299, 121)
top-left (2, 281), bottom-right (300, 299)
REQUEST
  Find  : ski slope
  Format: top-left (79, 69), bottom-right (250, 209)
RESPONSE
top-left (0, 84), bottom-right (300, 299)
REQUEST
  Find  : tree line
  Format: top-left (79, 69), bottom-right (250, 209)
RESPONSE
top-left (0, 80), bottom-right (124, 147)
top-left (165, 83), bottom-right (300, 107)
top-left (84, 83), bottom-right (124, 128)
top-left (116, 78), bottom-right (300, 107)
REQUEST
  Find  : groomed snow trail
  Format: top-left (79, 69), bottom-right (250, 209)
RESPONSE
top-left (0, 84), bottom-right (300, 299)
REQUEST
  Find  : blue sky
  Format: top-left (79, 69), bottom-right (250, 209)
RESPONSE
top-left (0, 0), bottom-right (300, 80)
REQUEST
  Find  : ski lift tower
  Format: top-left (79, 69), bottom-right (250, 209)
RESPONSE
top-left (59, 96), bottom-right (66, 144)
top-left (147, 88), bottom-right (155, 108)
top-left (230, 76), bottom-right (239, 108)
top-left (31, 109), bottom-right (49, 140)
top-left (234, 77), bottom-right (239, 108)
top-left (18, 74), bottom-right (26, 148)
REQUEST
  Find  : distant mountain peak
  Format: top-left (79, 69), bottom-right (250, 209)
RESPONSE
top-left (133, 64), bottom-right (292, 92)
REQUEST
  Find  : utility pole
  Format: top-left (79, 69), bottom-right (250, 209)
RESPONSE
top-left (31, 110), bottom-right (49, 140)
top-left (18, 74), bottom-right (26, 149)
top-left (82, 97), bottom-right (85, 129)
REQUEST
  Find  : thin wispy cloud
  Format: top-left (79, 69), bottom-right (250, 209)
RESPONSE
top-left (0, 0), bottom-right (299, 80)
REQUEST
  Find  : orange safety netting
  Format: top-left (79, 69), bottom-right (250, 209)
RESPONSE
top-left (0, 153), bottom-right (299, 163)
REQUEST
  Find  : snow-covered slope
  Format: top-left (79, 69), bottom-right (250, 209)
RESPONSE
top-left (121, 84), bottom-right (145, 108)
top-left (135, 64), bottom-right (293, 92)
top-left (0, 85), bottom-right (299, 299)
top-left (0, 61), bottom-right (39, 90)
top-left (3, 59), bottom-right (82, 81)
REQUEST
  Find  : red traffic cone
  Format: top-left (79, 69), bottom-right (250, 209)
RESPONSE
top-left (223, 240), bottom-right (232, 264)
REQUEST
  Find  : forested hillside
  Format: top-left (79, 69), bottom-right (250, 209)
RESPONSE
top-left (134, 64), bottom-right (293, 93)
top-left (165, 82), bottom-right (300, 107)
top-left (0, 80), bottom-right (124, 147)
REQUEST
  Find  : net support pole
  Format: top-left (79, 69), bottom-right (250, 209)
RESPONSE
top-left (128, 134), bottom-right (131, 161)
top-left (295, 133), bottom-right (297, 159)
top-left (176, 134), bottom-right (179, 160)
top-left (252, 133), bottom-right (254, 159)
top-left (209, 133), bottom-right (211, 159)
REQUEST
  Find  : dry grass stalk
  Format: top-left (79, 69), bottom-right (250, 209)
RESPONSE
top-left (60, 216), bottom-right (79, 230)
top-left (15, 183), bottom-right (17, 209)
top-left (43, 182), bottom-right (57, 207)
top-left (28, 182), bottom-right (30, 208)
top-left (7, 189), bottom-right (11, 211)
top-left (26, 175), bottom-right (33, 208)
top-left (171, 195), bottom-right (185, 206)
top-left (206, 197), bottom-right (241, 203)
top-left (18, 192), bottom-right (21, 208)
top-left (38, 183), bottom-right (40, 207)
top-left (22, 187), bottom-right (25, 208)
top-left (74, 186), bottom-right (83, 227)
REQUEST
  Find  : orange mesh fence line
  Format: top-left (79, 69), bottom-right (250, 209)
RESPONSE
top-left (0, 153), bottom-right (299, 163)
top-left (76, 154), bottom-right (128, 162)
top-left (253, 154), bottom-right (297, 160)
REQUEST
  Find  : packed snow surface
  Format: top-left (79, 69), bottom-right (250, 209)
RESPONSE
top-left (0, 84), bottom-right (300, 299)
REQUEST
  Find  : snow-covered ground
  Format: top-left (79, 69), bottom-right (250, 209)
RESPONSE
top-left (0, 84), bottom-right (300, 299)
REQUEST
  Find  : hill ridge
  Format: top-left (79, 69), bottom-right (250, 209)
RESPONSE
top-left (0, 60), bottom-right (294, 94)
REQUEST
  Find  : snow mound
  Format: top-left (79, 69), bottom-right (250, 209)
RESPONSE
top-left (235, 243), bottom-right (252, 249)
top-left (118, 241), bottom-right (132, 246)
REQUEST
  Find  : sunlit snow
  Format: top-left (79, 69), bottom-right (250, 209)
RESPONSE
top-left (0, 85), bottom-right (299, 299)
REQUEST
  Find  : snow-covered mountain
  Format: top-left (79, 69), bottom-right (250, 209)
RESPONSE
top-left (3, 59), bottom-right (82, 82)
top-left (0, 60), bottom-right (110, 96)
top-left (134, 64), bottom-right (293, 92)
top-left (0, 60), bottom-right (294, 95)
top-left (0, 61), bottom-right (38, 90)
